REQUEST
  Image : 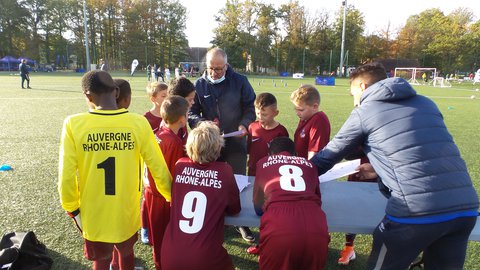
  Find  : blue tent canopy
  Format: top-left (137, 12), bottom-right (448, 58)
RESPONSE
top-left (0, 56), bottom-right (20, 71)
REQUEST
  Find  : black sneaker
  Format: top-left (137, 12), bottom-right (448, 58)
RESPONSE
top-left (235, 226), bottom-right (255, 242)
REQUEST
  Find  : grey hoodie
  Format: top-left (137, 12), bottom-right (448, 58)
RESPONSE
top-left (311, 77), bottom-right (479, 218)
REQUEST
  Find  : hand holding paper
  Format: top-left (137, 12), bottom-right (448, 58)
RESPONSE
top-left (318, 159), bottom-right (361, 183)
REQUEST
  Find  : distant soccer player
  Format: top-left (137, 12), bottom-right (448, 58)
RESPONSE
top-left (290, 85), bottom-right (331, 159)
top-left (161, 121), bottom-right (241, 270)
top-left (247, 92), bottom-right (289, 176)
top-left (145, 95), bottom-right (189, 270)
top-left (58, 70), bottom-right (172, 270)
top-left (253, 137), bottom-right (329, 270)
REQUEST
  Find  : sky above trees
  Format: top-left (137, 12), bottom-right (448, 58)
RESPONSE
top-left (180, 0), bottom-right (480, 47)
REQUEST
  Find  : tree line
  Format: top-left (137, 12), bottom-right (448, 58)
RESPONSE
top-left (213, 0), bottom-right (480, 75)
top-left (0, 0), bottom-right (189, 70)
top-left (1, 0), bottom-right (479, 74)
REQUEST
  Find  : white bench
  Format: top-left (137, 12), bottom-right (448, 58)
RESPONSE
top-left (225, 178), bottom-right (480, 241)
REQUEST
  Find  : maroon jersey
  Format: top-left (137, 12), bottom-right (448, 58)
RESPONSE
top-left (144, 111), bottom-right (162, 131)
top-left (254, 152), bottom-right (329, 270)
top-left (156, 126), bottom-right (185, 174)
top-left (161, 158), bottom-right (240, 270)
top-left (247, 121), bottom-right (289, 176)
top-left (294, 111), bottom-right (330, 159)
top-left (254, 152), bottom-right (322, 211)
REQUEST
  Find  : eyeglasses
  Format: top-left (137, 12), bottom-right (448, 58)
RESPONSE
top-left (207, 65), bottom-right (225, 74)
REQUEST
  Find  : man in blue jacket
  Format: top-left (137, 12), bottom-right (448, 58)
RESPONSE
top-left (189, 47), bottom-right (256, 242)
top-left (19, 59), bottom-right (31, 89)
top-left (311, 63), bottom-right (479, 269)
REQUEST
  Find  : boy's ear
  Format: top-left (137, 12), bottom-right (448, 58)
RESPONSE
top-left (114, 87), bottom-right (120, 99)
top-left (84, 91), bottom-right (94, 102)
top-left (359, 81), bottom-right (368, 91)
top-left (312, 103), bottom-right (319, 110)
top-left (274, 109), bottom-right (279, 116)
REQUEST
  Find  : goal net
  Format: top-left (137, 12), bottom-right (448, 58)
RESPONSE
top-left (394, 67), bottom-right (437, 85)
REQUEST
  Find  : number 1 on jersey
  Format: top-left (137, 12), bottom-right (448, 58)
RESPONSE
top-left (97, 157), bottom-right (115, 195)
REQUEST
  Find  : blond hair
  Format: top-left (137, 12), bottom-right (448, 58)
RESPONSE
top-left (146, 81), bottom-right (168, 97)
top-left (290, 84), bottom-right (320, 106)
top-left (186, 121), bottom-right (224, 164)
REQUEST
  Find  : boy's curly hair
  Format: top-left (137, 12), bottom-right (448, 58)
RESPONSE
top-left (269, 137), bottom-right (296, 156)
top-left (81, 70), bottom-right (116, 94)
top-left (168, 77), bottom-right (195, 98)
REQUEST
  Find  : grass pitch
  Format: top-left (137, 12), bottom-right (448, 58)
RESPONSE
top-left (0, 71), bottom-right (479, 269)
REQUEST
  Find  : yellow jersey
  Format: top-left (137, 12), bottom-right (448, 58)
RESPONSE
top-left (58, 108), bottom-right (172, 243)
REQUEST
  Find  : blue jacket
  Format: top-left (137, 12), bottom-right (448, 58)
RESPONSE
top-left (189, 65), bottom-right (256, 133)
top-left (19, 63), bottom-right (29, 75)
top-left (311, 77), bottom-right (479, 218)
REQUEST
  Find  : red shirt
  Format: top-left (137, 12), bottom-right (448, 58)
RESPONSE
top-left (247, 121), bottom-right (289, 176)
top-left (144, 111), bottom-right (162, 131)
top-left (253, 152), bottom-right (322, 213)
top-left (156, 126), bottom-right (185, 174)
top-left (145, 126), bottom-right (184, 197)
top-left (294, 111), bottom-right (331, 159)
top-left (161, 158), bottom-right (240, 270)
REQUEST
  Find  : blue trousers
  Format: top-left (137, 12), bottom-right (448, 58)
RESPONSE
top-left (367, 216), bottom-right (476, 270)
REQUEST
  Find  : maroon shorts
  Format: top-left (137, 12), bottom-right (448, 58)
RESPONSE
top-left (259, 201), bottom-right (329, 270)
top-left (84, 233), bottom-right (137, 261)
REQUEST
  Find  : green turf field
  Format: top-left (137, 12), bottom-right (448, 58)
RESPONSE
top-left (0, 71), bottom-right (479, 269)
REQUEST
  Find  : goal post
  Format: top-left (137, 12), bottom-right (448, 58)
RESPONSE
top-left (394, 67), bottom-right (437, 85)
top-left (432, 77), bottom-right (452, 88)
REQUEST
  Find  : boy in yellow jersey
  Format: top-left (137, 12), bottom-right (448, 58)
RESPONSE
top-left (58, 70), bottom-right (172, 270)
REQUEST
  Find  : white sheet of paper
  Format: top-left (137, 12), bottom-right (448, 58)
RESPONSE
top-left (234, 174), bottom-right (250, 192)
top-left (318, 159), bottom-right (361, 183)
top-left (222, 130), bottom-right (245, 138)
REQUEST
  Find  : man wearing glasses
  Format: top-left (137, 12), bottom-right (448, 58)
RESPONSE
top-left (189, 47), bottom-right (256, 243)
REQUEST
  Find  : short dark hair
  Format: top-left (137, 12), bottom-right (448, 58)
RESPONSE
top-left (160, 95), bottom-right (189, 124)
top-left (255, 92), bottom-right (277, 109)
top-left (349, 63), bottom-right (387, 85)
top-left (81, 70), bottom-right (116, 95)
top-left (168, 77), bottom-right (195, 98)
top-left (269, 137), bottom-right (296, 156)
top-left (114, 79), bottom-right (131, 102)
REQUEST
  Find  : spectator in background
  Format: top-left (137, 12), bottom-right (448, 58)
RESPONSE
top-left (19, 59), bottom-right (31, 89)
top-left (99, 58), bottom-right (108, 72)
top-left (147, 64), bottom-right (152, 82)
